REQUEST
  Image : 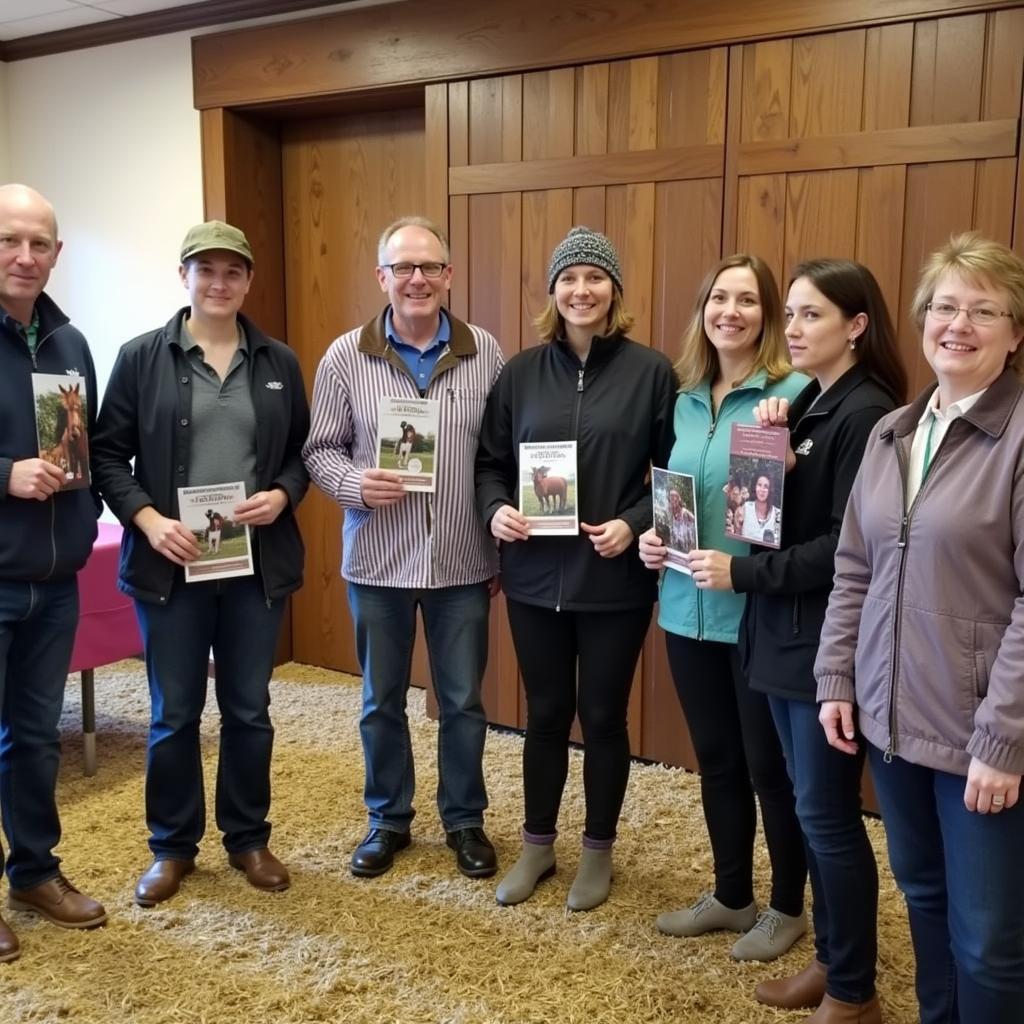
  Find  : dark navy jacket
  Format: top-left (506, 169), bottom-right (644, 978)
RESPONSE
top-left (0, 292), bottom-right (99, 581)
top-left (92, 308), bottom-right (309, 605)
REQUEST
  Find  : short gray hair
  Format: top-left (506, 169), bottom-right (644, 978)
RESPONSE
top-left (377, 216), bottom-right (450, 265)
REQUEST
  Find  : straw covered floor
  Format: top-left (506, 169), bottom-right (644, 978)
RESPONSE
top-left (1, 660), bottom-right (916, 1023)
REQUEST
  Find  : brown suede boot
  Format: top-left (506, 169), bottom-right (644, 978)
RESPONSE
top-left (755, 957), bottom-right (827, 1009)
top-left (805, 992), bottom-right (882, 1023)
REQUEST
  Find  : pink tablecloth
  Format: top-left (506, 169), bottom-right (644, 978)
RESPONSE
top-left (69, 521), bottom-right (141, 673)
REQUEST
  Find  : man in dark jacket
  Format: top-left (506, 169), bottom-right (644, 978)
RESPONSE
top-left (0, 184), bottom-right (108, 963)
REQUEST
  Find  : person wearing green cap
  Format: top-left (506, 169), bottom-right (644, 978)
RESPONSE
top-left (476, 226), bottom-right (677, 911)
top-left (93, 220), bottom-right (310, 906)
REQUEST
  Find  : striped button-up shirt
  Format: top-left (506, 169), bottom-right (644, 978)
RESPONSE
top-left (303, 307), bottom-right (504, 588)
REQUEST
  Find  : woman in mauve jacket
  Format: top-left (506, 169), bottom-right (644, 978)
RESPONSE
top-left (816, 234), bottom-right (1024, 1024)
top-left (705, 260), bottom-right (905, 1023)
top-left (475, 226), bottom-right (676, 912)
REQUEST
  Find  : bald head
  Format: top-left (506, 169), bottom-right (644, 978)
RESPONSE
top-left (0, 183), bottom-right (62, 325)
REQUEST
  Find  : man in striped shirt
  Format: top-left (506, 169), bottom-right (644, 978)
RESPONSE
top-left (303, 216), bottom-right (504, 880)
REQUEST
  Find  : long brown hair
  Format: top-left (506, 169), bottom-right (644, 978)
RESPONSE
top-left (789, 259), bottom-right (907, 403)
top-left (675, 254), bottom-right (790, 391)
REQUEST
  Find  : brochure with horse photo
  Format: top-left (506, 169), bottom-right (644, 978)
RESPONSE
top-left (32, 373), bottom-right (91, 491)
top-left (724, 423), bottom-right (789, 549)
top-left (652, 467), bottom-right (698, 574)
top-left (376, 396), bottom-right (440, 492)
top-left (177, 482), bottom-right (254, 582)
top-left (518, 441), bottom-right (578, 535)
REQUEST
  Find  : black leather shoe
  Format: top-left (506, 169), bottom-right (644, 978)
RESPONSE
top-left (446, 827), bottom-right (497, 878)
top-left (350, 828), bottom-right (411, 877)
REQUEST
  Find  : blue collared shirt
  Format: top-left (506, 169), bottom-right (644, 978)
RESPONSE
top-left (385, 308), bottom-right (450, 392)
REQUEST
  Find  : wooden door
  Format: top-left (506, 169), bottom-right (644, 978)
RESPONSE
top-left (282, 107), bottom-right (427, 675)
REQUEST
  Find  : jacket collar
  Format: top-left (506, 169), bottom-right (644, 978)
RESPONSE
top-left (789, 363), bottom-right (870, 422)
top-left (0, 290), bottom-right (70, 342)
top-left (358, 306), bottom-right (477, 359)
top-left (552, 331), bottom-right (625, 370)
top-left (886, 367), bottom-right (1023, 441)
top-left (163, 306), bottom-right (272, 352)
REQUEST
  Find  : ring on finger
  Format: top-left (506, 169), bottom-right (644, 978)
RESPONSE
top-left (992, 794), bottom-right (1006, 807)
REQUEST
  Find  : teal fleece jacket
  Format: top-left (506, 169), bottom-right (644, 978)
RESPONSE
top-left (657, 368), bottom-right (809, 643)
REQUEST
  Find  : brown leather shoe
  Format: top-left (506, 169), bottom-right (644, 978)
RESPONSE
top-left (134, 859), bottom-right (195, 907)
top-left (756, 957), bottom-right (827, 1009)
top-left (805, 992), bottom-right (882, 1023)
top-left (0, 913), bottom-right (19, 963)
top-left (7, 875), bottom-right (106, 928)
top-left (227, 848), bottom-right (290, 892)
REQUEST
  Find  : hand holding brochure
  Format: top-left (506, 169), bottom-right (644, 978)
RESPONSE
top-left (724, 423), bottom-right (788, 549)
top-left (376, 396), bottom-right (440, 492)
top-left (652, 467), bottom-right (698, 574)
top-left (518, 441), bottom-right (578, 535)
top-left (33, 373), bottom-right (91, 491)
top-left (177, 482), bottom-right (254, 582)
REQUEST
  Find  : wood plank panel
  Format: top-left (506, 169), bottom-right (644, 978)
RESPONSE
top-left (193, 0), bottom-right (1021, 109)
top-left (721, 44), bottom-right (745, 253)
top-left (608, 57), bottom-right (659, 153)
top-left (449, 143), bottom-right (724, 195)
top-left (736, 174), bottom-right (786, 282)
top-left (521, 190), bottom-right (573, 349)
top-left (448, 195), bottom-right (469, 322)
top-left (855, 165), bottom-right (908, 318)
top-left (737, 119), bottom-right (1017, 175)
top-left (573, 186), bottom-right (606, 232)
top-left (982, 8), bottom-right (1024, 121)
top-left (741, 38), bottom-right (792, 143)
top-left (424, 84), bottom-right (448, 233)
top-left (282, 109), bottom-right (425, 674)
top-left (575, 63), bottom-right (610, 156)
top-left (522, 68), bottom-right (575, 161)
top-left (606, 183), bottom-right (656, 345)
top-left (641, 625), bottom-right (697, 769)
top-left (862, 22), bottom-right (913, 130)
top-left (973, 158), bottom-right (1016, 246)
top-left (657, 49), bottom-right (728, 148)
top-left (468, 192), bottom-right (523, 359)
top-left (910, 15), bottom-right (986, 126)
top-left (789, 29), bottom-right (865, 137)
top-left (784, 170), bottom-right (858, 271)
top-left (448, 80), bottom-right (468, 167)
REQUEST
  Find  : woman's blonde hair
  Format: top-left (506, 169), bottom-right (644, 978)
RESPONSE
top-left (534, 284), bottom-right (635, 343)
top-left (674, 254), bottom-right (790, 391)
top-left (911, 232), bottom-right (1024, 380)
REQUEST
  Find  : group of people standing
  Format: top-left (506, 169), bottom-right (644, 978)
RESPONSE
top-left (0, 180), bottom-right (1021, 1024)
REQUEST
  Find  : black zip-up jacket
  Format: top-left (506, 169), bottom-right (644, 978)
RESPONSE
top-left (732, 363), bottom-right (896, 701)
top-left (0, 292), bottom-right (100, 581)
top-left (92, 308), bottom-right (310, 605)
top-left (475, 334), bottom-right (676, 611)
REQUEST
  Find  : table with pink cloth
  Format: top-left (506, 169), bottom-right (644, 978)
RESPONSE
top-left (68, 521), bottom-right (142, 776)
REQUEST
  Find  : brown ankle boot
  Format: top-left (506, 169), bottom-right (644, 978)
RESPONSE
top-left (805, 992), bottom-right (882, 1023)
top-left (755, 957), bottom-right (827, 1008)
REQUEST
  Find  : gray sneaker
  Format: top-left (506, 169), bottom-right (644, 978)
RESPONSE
top-left (730, 907), bottom-right (808, 961)
top-left (656, 891), bottom-right (757, 937)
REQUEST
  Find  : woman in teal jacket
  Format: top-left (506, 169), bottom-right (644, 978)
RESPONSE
top-left (640, 254), bottom-right (809, 961)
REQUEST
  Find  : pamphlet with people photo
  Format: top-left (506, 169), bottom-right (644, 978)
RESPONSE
top-left (724, 423), bottom-right (788, 549)
top-left (33, 373), bottom-right (91, 491)
top-left (376, 396), bottom-right (440, 492)
top-left (518, 441), bottom-right (578, 535)
top-left (177, 481), bottom-right (254, 582)
top-left (652, 467), bottom-right (698, 574)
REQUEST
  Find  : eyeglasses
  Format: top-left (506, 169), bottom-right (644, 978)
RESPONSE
top-left (925, 302), bottom-right (1014, 327)
top-left (381, 262), bottom-right (447, 279)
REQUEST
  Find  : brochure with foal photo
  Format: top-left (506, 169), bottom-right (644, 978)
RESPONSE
top-left (724, 423), bottom-right (789, 549)
top-left (652, 467), bottom-right (699, 574)
top-left (518, 441), bottom-right (578, 535)
top-left (177, 482), bottom-right (254, 583)
top-left (376, 396), bottom-right (440, 492)
top-left (32, 373), bottom-right (91, 491)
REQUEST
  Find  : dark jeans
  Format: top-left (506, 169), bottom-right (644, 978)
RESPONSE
top-left (665, 634), bottom-right (806, 915)
top-left (347, 581), bottom-right (490, 833)
top-left (869, 746), bottom-right (1024, 1024)
top-left (135, 573), bottom-right (285, 860)
top-left (769, 695), bottom-right (878, 1003)
top-left (506, 599), bottom-right (652, 841)
top-left (0, 577), bottom-right (78, 889)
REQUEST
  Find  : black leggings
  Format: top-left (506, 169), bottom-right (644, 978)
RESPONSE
top-left (506, 600), bottom-right (652, 841)
top-left (666, 633), bottom-right (806, 915)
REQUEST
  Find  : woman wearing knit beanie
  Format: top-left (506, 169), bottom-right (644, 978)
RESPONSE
top-left (476, 227), bottom-right (677, 910)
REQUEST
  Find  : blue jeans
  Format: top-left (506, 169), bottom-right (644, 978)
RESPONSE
top-left (0, 577), bottom-right (78, 889)
top-left (769, 696), bottom-right (878, 1003)
top-left (134, 574), bottom-right (285, 860)
top-left (869, 746), bottom-right (1024, 1024)
top-left (347, 582), bottom-right (489, 833)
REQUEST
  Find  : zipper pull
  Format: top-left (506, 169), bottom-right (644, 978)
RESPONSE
top-left (883, 742), bottom-right (894, 764)
top-left (897, 514), bottom-right (909, 549)
top-left (577, 369), bottom-right (584, 393)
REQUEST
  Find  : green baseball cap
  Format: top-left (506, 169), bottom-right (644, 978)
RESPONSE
top-left (179, 220), bottom-right (254, 266)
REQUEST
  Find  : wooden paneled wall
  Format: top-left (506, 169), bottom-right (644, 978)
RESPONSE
top-left (198, 0), bottom-right (1024, 771)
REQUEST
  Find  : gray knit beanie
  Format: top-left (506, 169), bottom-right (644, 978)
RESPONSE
top-left (547, 226), bottom-right (623, 293)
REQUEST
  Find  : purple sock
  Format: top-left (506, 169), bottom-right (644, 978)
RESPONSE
top-left (582, 834), bottom-right (615, 851)
top-left (523, 828), bottom-right (557, 846)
